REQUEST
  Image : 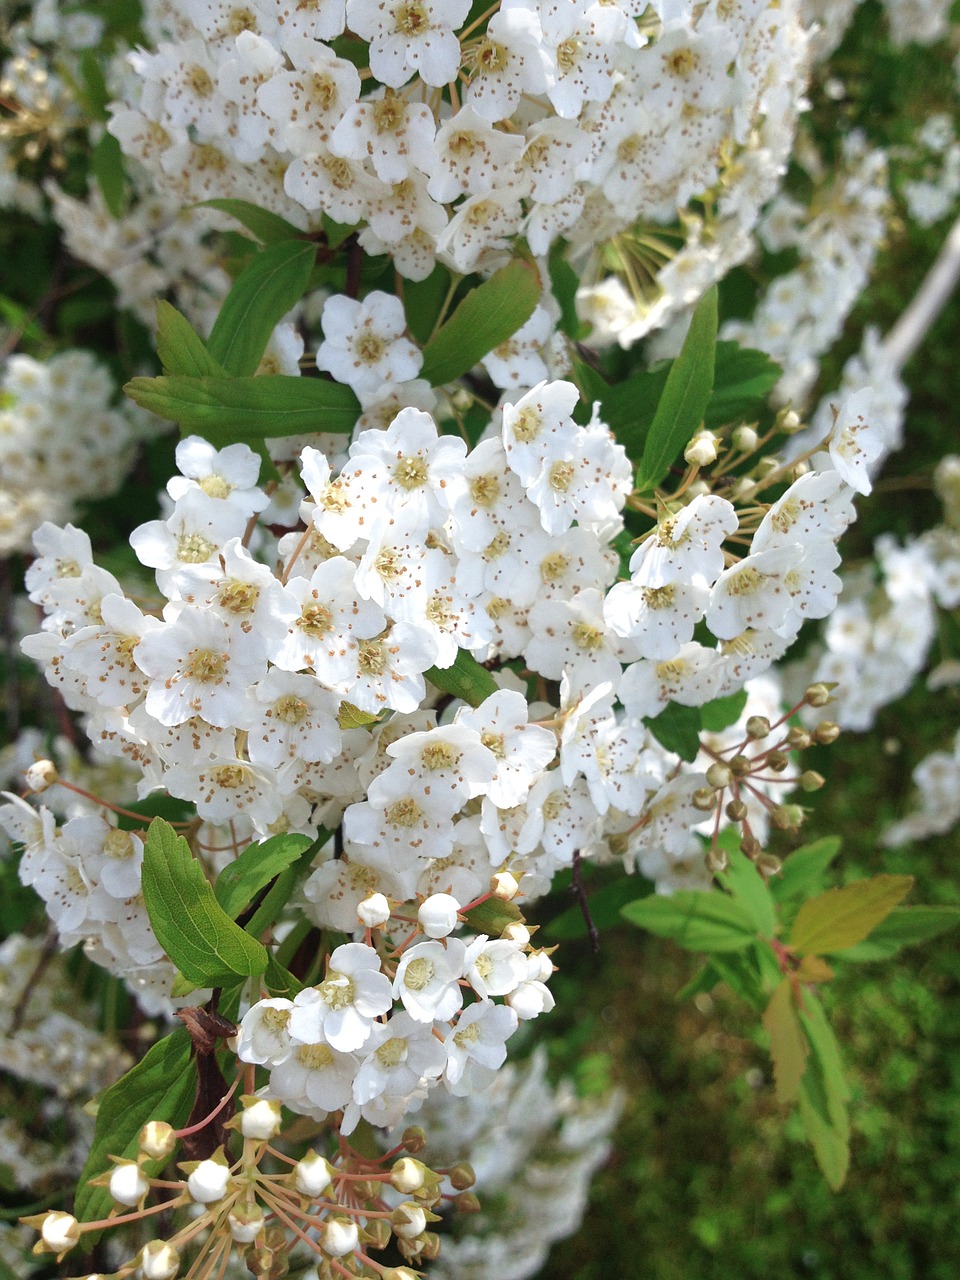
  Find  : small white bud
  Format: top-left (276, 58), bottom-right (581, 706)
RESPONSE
top-left (24, 760), bottom-right (58, 792)
top-left (417, 893), bottom-right (460, 939)
top-left (490, 871), bottom-right (519, 901)
top-left (187, 1158), bottom-right (231, 1204)
top-left (139, 1120), bottom-right (177, 1161)
top-left (294, 1150), bottom-right (334, 1198)
top-left (109, 1160), bottom-right (149, 1207)
top-left (390, 1157), bottom-right (426, 1193)
top-left (40, 1211), bottom-right (80, 1255)
top-left (357, 892), bottom-right (391, 927)
top-left (501, 921), bottom-right (530, 946)
top-left (140, 1241), bottom-right (180, 1280)
top-left (240, 1098), bottom-right (282, 1141)
top-left (392, 1204), bottom-right (427, 1240)
top-left (683, 432), bottom-right (718, 467)
top-left (320, 1218), bottom-right (359, 1257)
top-left (228, 1206), bottom-right (265, 1244)
top-left (732, 425), bottom-right (758, 453)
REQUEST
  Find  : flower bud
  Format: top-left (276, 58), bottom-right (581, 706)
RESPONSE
top-left (705, 762), bottom-right (732, 789)
top-left (139, 1120), bottom-right (177, 1161)
top-left (786, 726), bottom-right (812, 749)
top-left (140, 1241), bottom-right (180, 1280)
top-left (684, 432), bottom-right (718, 467)
top-left (454, 1192), bottom-right (482, 1214)
top-left (746, 715), bottom-right (770, 740)
top-left (187, 1158), bottom-right (231, 1204)
top-left (691, 787), bottom-right (716, 811)
top-left (40, 1211), bottom-right (80, 1256)
top-left (804, 683), bottom-right (832, 707)
top-left (732, 425), bottom-right (758, 452)
top-left (725, 798), bottom-right (747, 821)
top-left (320, 1218), bottom-right (359, 1257)
top-left (729, 754), bottom-right (751, 777)
top-left (417, 893), bottom-right (460, 939)
top-left (766, 750), bottom-right (789, 772)
top-left (240, 1097), bottom-right (282, 1141)
top-left (357, 892), bottom-right (391, 927)
top-left (109, 1160), bottom-right (149, 1207)
top-left (294, 1150), bottom-right (334, 1198)
top-left (24, 759), bottom-right (58, 792)
top-left (814, 721), bottom-right (840, 745)
top-left (381, 1269), bottom-right (421, 1280)
top-left (501, 921), bottom-right (531, 947)
top-left (448, 1162), bottom-right (476, 1190)
top-left (740, 835), bottom-right (761, 859)
top-left (229, 1205), bottom-right (266, 1244)
top-left (391, 1157), bottom-right (426, 1193)
top-left (799, 770), bottom-right (825, 792)
top-left (392, 1204), bottom-right (427, 1240)
top-left (706, 845), bottom-right (728, 874)
top-left (776, 407), bottom-right (802, 433)
top-left (401, 1127), bottom-right (426, 1154)
top-left (419, 1231), bottom-right (441, 1260)
top-left (490, 871), bottom-right (519, 900)
top-left (731, 477), bottom-right (757, 501)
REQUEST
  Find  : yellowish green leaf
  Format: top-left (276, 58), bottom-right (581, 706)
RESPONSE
top-left (789, 874), bottom-right (914, 956)
top-left (762, 978), bottom-right (808, 1104)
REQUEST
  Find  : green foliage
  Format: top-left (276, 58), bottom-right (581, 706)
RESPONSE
top-left (789, 876), bottom-right (914, 956)
top-left (155, 301), bottom-right (224, 378)
top-left (141, 818), bottom-right (268, 990)
top-left (91, 132), bottom-right (127, 219)
top-left (621, 891), bottom-right (761, 953)
top-left (704, 342), bottom-right (782, 429)
top-left (426, 649), bottom-right (499, 707)
top-left (198, 199), bottom-right (306, 245)
top-left (213, 832), bottom-right (314, 920)
top-left (644, 701), bottom-right (703, 761)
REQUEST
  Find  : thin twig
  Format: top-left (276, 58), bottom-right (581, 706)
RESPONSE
top-left (884, 212), bottom-right (960, 370)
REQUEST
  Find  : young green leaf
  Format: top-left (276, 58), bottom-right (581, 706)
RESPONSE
top-left (838, 904), bottom-right (960, 961)
top-left (213, 832), bottom-right (314, 920)
top-left (621, 890), bottom-right (759, 952)
top-left (198, 198), bottom-right (306, 245)
top-left (704, 341), bottom-right (782, 428)
top-left (207, 239), bottom-right (318, 376)
top-left (763, 978), bottom-right (809, 1104)
top-left (91, 131), bottom-right (127, 219)
top-left (798, 1052), bottom-right (850, 1190)
top-left (771, 837), bottom-right (842, 904)
top-left (719, 847), bottom-right (777, 937)
top-left (699, 689), bottom-right (749, 733)
top-left (74, 1028), bottom-right (195, 1229)
top-left (141, 818), bottom-right (269, 988)
top-left (705, 949), bottom-right (769, 1009)
top-left (644, 702), bottom-right (702, 762)
top-left (426, 650), bottom-right (498, 708)
top-left (789, 874), bottom-right (914, 956)
top-left (124, 373), bottom-right (360, 439)
top-left (635, 285), bottom-right (718, 491)
top-left (156, 301), bottom-right (225, 378)
top-left (419, 260), bottom-right (541, 386)
top-left (587, 364), bottom-right (672, 459)
top-left (403, 264), bottom-right (453, 343)
top-left (547, 241), bottom-right (582, 339)
top-left (462, 896), bottom-right (523, 935)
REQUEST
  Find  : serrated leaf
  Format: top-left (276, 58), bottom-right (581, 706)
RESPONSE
top-left (705, 949), bottom-right (768, 1008)
top-left (208, 239), bottom-right (317, 376)
top-left (156, 301), bottom-right (224, 378)
top-left (92, 131), bottom-right (126, 218)
top-left (763, 978), bottom-right (808, 1104)
top-left (463, 897), bottom-right (522, 935)
top-left (213, 832), bottom-right (313, 920)
top-left (703, 341), bottom-right (782, 428)
top-left (796, 990), bottom-right (850, 1188)
top-left (621, 890), bottom-right (759, 953)
top-left (124, 373), bottom-right (360, 439)
top-left (790, 874), bottom-right (914, 956)
top-left (419, 260), bottom-right (541, 386)
top-left (839, 904), bottom-right (960, 961)
top-left (546, 875), bottom-right (653, 941)
top-left (635, 286), bottom-right (717, 491)
top-left (142, 818), bottom-right (269, 987)
top-left (719, 847), bottom-right (777, 937)
top-left (74, 1028), bottom-right (195, 1228)
top-left (644, 702), bottom-right (702, 762)
top-left (338, 700), bottom-right (381, 729)
top-left (426, 649), bottom-right (498, 708)
top-left (700, 689), bottom-right (749, 733)
top-left (198, 198), bottom-right (306, 245)
top-left (771, 837), bottom-right (842, 904)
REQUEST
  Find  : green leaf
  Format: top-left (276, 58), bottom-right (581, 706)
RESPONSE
top-left (124, 373), bottom-right (360, 440)
top-left (676, 961), bottom-right (721, 1002)
top-left (703, 950), bottom-right (768, 1008)
top-left (74, 1028), bottom-right (195, 1228)
top-left (141, 818), bottom-right (269, 988)
top-left (839, 905), bottom-right (960, 961)
top-left (207, 240), bottom-right (317, 376)
top-left (789, 874), bottom-right (914, 956)
top-left (321, 211), bottom-right (357, 249)
top-left (77, 49), bottom-right (110, 119)
top-left (265, 954), bottom-right (304, 998)
top-left (771, 837), bottom-right (842, 904)
top-left (462, 897), bottom-right (522, 935)
top-left (719, 847), bottom-right (777, 937)
top-left (644, 702), bottom-right (702, 762)
top-left (546, 875), bottom-right (653, 941)
top-left (621, 890), bottom-right (759, 953)
top-left (213, 833), bottom-right (314, 920)
top-left (403, 264), bottom-right (453, 344)
top-left (426, 649), bottom-right (498, 708)
top-left (156, 301), bottom-right (224, 378)
top-left (796, 991), bottom-right (850, 1189)
top-left (574, 359), bottom-right (670, 459)
top-left (91, 131), bottom-right (127, 219)
top-left (763, 978), bottom-right (808, 1104)
top-left (703, 341), bottom-right (782, 428)
top-left (419, 260), bottom-right (541, 386)
top-left (635, 286), bottom-right (718, 491)
top-left (547, 241), bottom-right (582, 339)
top-left (198, 198), bottom-right (306, 245)
top-left (700, 689), bottom-right (749, 733)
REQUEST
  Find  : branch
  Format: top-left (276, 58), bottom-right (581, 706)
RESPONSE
top-left (884, 213), bottom-right (960, 371)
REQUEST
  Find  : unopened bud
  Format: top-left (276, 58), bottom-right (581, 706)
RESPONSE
top-left (776, 408), bottom-right (802, 433)
top-left (684, 431), bottom-right (718, 467)
top-left (770, 805), bottom-right (794, 831)
top-left (139, 1121), bottom-right (177, 1161)
top-left (740, 835), bottom-right (761, 859)
top-left (109, 1160), bottom-right (149, 1207)
top-left (24, 759), bottom-right (58, 792)
top-left (490, 870), bottom-right (519, 900)
top-left (804, 683), bottom-right (832, 707)
top-left (786, 726), bottom-right (812, 749)
top-left (187, 1158), bottom-right (231, 1205)
top-left (391, 1157), bottom-right (426, 1193)
top-left (39, 1211), bottom-right (80, 1256)
top-left (757, 455), bottom-right (782, 478)
top-left (357, 892), bottom-right (391, 927)
top-left (756, 853), bottom-right (782, 878)
top-left (725, 799), bottom-right (748, 822)
top-left (392, 1204), bottom-right (427, 1240)
top-left (364, 1220), bottom-right (392, 1250)
top-left (502, 921), bottom-right (531, 947)
top-left (454, 1192), bottom-right (482, 1214)
top-left (799, 770), bottom-right (825, 792)
top-left (294, 1150), bottom-right (334, 1198)
top-left (401, 1127), bottom-right (427, 1155)
top-left (706, 845), bottom-right (728, 873)
top-left (690, 787), bottom-right (715, 811)
top-left (730, 754), bottom-right (751, 778)
top-left (320, 1218), bottom-right (359, 1258)
top-left (706, 762), bottom-right (732, 789)
top-left (418, 893), bottom-right (460, 939)
top-left (240, 1097), bottom-right (282, 1141)
top-left (732, 424), bottom-right (758, 453)
top-left (814, 721), bottom-right (840, 745)
top-left (448, 1162), bottom-right (476, 1191)
top-left (731, 477), bottom-right (758, 501)
top-left (746, 716), bottom-right (770, 740)
top-left (766, 750), bottom-right (789, 772)
top-left (419, 1232), bottom-right (441, 1261)
top-left (140, 1241), bottom-right (180, 1280)
top-left (229, 1206), bottom-right (266, 1244)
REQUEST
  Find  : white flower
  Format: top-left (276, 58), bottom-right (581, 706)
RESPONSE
top-left (418, 892), bottom-right (461, 938)
top-left (352, 1011), bottom-right (447, 1103)
top-left (393, 938), bottom-right (466, 1022)
top-left (316, 292), bottom-right (422, 400)
top-left (288, 943), bottom-right (393, 1051)
top-left (347, 0), bottom-right (471, 88)
top-left (443, 1000), bottom-right (518, 1091)
top-left (167, 436), bottom-right (268, 517)
top-left (826, 387), bottom-right (882, 495)
top-left (236, 998), bottom-right (295, 1065)
top-left (294, 1150), bottom-right (335, 1197)
top-left (187, 1158), bottom-right (231, 1204)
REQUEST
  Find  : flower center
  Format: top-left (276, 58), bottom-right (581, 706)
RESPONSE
top-left (177, 532), bottom-right (216, 564)
top-left (296, 1043), bottom-right (334, 1070)
top-left (571, 621), bottom-right (605, 651)
top-left (421, 742), bottom-right (458, 770)
top-left (393, 455), bottom-right (429, 490)
top-left (469, 472), bottom-right (501, 507)
top-left (357, 639), bottom-right (388, 676)
top-left (218, 580), bottom-right (259, 614)
top-left (453, 1021), bottom-right (480, 1049)
top-left (642, 585), bottom-right (676, 609)
top-left (199, 474), bottom-right (232, 499)
top-left (355, 333), bottom-right (385, 364)
top-left (404, 958), bottom-right (435, 991)
top-left (510, 407), bottom-right (541, 443)
top-left (375, 1036), bottom-right (407, 1068)
top-left (103, 829), bottom-right (134, 859)
top-left (319, 971), bottom-right (356, 1010)
top-left (186, 65), bottom-right (214, 98)
top-left (385, 798), bottom-right (423, 827)
top-left (548, 460), bottom-right (575, 492)
top-left (185, 648), bottom-right (229, 682)
top-left (274, 694), bottom-right (309, 724)
top-left (298, 602), bottom-right (334, 638)
top-left (540, 551), bottom-right (569, 582)
top-left (396, 1), bottom-right (429, 36)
